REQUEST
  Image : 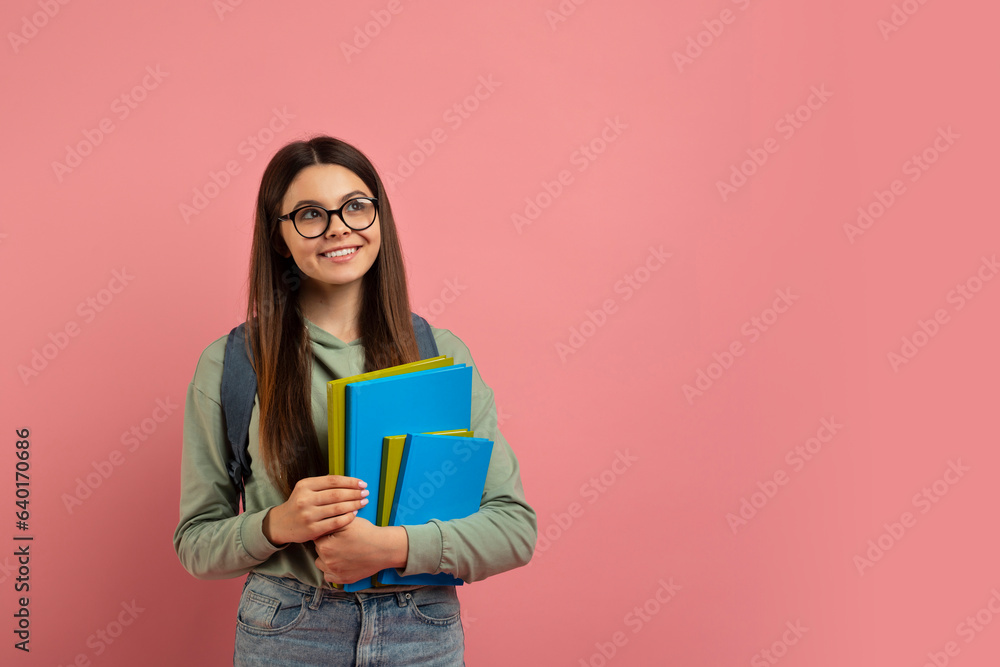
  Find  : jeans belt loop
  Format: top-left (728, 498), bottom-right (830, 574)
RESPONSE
top-left (309, 583), bottom-right (324, 610)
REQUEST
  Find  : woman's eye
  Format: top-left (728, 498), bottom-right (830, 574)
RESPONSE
top-left (300, 208), bottom-right (322, 220)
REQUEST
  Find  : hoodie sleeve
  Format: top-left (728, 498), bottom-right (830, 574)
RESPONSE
top-left (172, 338), bottom-right (288, 580)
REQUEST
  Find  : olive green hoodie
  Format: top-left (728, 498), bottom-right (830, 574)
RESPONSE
top-left (173, 319), bottom-right (536, 589)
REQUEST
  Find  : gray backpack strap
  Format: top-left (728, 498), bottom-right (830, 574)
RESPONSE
top-left (221, 323), bottom-right (257, 511)
top-left (411, 312), bottom-right (439, 359)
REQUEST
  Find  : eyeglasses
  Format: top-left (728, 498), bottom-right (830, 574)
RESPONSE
top-left (277, 197), bottom-right (379, 238)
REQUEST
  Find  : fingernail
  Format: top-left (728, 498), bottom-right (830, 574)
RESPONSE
top-left (361, 489), bottom-right (370, 497)
top-left (352, 510), bottom-right (359, 515)
top-left (360, 498), bottom-right (369, 506)
top-left (358, 480), bottom-right (368, 489)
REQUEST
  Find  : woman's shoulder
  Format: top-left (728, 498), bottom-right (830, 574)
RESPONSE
top-left (426, 324), bottom-right (499, 417)
top-left (427, 324), bottom-right (499, 390)
top-left (188, 333), bottom-right (231, 399)
top-left (427, 324), bottom-right (475, 365)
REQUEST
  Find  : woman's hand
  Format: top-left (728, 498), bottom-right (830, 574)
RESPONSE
top-left (263, 475), bottom-right (369, 546)
top-left (314, 519), bottom-right (409, 585)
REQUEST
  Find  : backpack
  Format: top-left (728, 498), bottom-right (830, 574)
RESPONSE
top-left (220, 313), bottom-right (439, 510)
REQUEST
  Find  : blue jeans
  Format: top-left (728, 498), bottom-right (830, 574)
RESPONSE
top-left (234, 572), bottom-right (465, 666)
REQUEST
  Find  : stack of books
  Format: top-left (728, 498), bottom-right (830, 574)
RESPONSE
top-left (327, 357), bottom-right (494, 591)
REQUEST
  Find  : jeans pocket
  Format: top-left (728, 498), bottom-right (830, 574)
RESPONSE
top-left (405, 586), bottom-right (462, 627)
top-left (237, 574), bottom-right (307, 635)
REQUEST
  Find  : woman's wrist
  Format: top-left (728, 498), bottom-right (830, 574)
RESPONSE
top-left (383, 525), bottom-right (409, 570)
top-left (262, 506), bottom-right (287, 547)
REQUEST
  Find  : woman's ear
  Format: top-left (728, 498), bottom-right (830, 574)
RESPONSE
top-left (271, 229), bottom-right (292, 258)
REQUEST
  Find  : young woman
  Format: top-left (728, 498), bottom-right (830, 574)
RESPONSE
top-left (173, 136), bottom-right (536, 665)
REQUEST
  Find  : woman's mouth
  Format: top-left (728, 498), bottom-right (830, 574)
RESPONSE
top-left (321, 247), bottom-right (358, 259)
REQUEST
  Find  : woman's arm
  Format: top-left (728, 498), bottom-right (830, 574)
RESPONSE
top-left (174, 358), bottom-right (370, 580)
top-left (313, 519), bottom-right (409, 584)
top-left (173, 379), bottom-right (284, 580)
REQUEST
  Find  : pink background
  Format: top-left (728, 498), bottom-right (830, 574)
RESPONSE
top-left (3, 1), bottom-right (999, 665)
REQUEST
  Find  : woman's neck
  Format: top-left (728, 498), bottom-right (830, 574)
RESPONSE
top-left (298, 278), bottom-right (364, 343)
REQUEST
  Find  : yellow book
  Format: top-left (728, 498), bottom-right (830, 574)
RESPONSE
top-left (327, 356), bottom-right (452, 476)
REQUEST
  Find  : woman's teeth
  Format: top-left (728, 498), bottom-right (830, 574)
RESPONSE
top-left (323, 247), bottom-right (357, 258)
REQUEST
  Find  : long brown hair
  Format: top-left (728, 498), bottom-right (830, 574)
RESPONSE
top-left (245, 136), bottom-right (421, 496)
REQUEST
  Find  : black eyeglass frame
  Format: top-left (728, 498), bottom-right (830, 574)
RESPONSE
top-left (276, 197), bottom-right (380, 238)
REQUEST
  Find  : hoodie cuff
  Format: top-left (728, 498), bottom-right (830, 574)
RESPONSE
top-left (240, 509), bottom-right (289, 562)
top-left (399, 522), bottom-right (444, 576)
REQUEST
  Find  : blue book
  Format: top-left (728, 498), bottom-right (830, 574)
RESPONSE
top-left (341, 364), bottom-right (473, 591)
top-left (378, 433), bottom-right (494, 587)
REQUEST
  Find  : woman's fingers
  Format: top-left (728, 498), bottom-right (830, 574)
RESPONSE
top-left (294, 489), bottom-right (367, 516)
top-left (319, 497), bottom-right (368, 523)
top-left (309, 475), bottom-right (368, 490)
top-left (291, 475), bottom-right (367, 495)
top-left (321, 507), bottom-right (359, 533)
top-left (273, 475), bottom-right (369, 543)
top-left (315, 487), bottom-right (369, 508)
top-left (299, 497), bottom-right (367, 529)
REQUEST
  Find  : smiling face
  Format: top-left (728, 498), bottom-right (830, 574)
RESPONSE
top-left (277, 163), bottom-right (381, 300)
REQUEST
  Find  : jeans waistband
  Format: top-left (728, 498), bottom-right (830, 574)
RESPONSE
top-left (250, 572), bottom-right (425, 602)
